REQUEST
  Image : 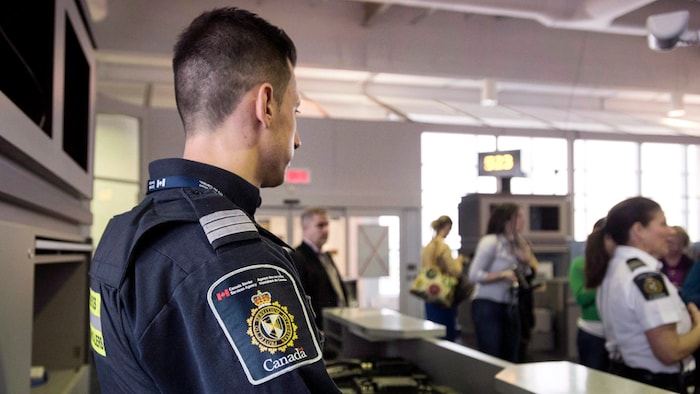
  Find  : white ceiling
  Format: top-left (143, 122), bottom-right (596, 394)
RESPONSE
top-left (89, 0), bottom-right (700, 139)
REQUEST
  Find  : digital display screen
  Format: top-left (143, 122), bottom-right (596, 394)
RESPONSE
top-left (478, 150), bottom-right (523, 177)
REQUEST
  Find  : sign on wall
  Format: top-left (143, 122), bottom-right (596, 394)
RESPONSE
top-left (357, 225), bottom-right (389, 278)
top-left (285, 168), bottom-right (311, 184)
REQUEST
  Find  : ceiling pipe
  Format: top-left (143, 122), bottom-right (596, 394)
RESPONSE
top-left (583, 0), bottom-right (655, 22)
top-left (344, 0), bottom-right (654, 35)
top-left (668, 92), bottom-right (686, 118)
top-left (481, 79), bottom-right (498, 107)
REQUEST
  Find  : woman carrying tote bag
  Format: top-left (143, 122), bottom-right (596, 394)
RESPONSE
top-left (420, 215), bottom-right (465, 342)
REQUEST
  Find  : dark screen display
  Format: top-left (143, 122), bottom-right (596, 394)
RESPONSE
top-left (530, 205), bottom-right (560, 231)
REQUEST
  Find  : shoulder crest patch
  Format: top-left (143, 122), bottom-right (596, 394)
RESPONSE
top-left (633, 271), bottom-right (669, 301)
top-left (207, 264), bottom-right (321, 385)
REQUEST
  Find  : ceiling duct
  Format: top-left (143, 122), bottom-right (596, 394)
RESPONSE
top-left (481, 79), bottom-right (498, 107)
top-left (345, 0), bottom-right (655, 35)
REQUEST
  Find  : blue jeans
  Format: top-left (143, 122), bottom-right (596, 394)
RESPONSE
top-left (425, 302), bottom-right (459, 341)
top-left (471, 298), bottom-right (520, 362)
top-left (576, 328), bottom-right (609, 372)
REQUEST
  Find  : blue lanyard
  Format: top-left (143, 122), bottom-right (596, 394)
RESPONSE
top-left (146, 176), bottom-right (222, 195)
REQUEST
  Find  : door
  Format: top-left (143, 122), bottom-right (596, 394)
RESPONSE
top-left (256, 207), bottom-right (410, 312)
top-left (256, 206), bottom-right (347, 277)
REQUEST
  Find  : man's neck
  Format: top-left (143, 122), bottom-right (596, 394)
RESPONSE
top-left (303, 238), bottom-right (322, 253)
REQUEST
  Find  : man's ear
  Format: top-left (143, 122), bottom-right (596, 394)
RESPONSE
top-left (255, 83), bottom-right (275, 128)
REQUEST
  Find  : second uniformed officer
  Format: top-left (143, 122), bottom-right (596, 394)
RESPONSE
top-left (586, 197), bottom-right (700, 393)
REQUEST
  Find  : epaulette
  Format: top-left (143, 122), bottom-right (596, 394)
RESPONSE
top-left (181, 188), bottom-right (260, 251)
top-left (626, 258), bottom-right (646, 272)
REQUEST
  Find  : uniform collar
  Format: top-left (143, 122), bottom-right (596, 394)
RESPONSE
top-left (148, 158), bottom-right (261, 216)
top-left (613, 245), bottom-right (662, 271)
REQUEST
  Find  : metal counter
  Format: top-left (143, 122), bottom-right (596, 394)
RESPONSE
top-left (323, 307), bottom-right (676, 394)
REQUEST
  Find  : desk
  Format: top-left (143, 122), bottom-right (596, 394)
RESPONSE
top-left (322, 307), bottom-right (445, 360)
top-left (323, 307), bottom-right (445, 341)
top-left (324, 308), bottom-right (508, 392)
top-left (323, 308), bottom-right (676, 394)
top-left (495, 361), bottom-right (676, 394)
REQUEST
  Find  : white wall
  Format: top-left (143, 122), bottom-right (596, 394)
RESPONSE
top-left (140, 110), bottom-right (424, 209)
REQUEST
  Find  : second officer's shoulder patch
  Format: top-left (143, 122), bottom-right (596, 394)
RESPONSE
top-left (633, 271), bottom-right (669, 301)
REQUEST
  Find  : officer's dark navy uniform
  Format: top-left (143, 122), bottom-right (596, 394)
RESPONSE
top-left (89, 158), bottom-right (341, 393)
top-left (598, 245), bottom-right (693, 393)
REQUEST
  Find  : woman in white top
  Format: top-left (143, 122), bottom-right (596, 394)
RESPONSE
top-left (468, 203), bottom-right (537, 362)
top-left (586, 196), bottom-right (700, 393)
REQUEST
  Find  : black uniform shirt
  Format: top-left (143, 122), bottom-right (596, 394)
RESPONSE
top-left (89, 158), bottom-right (340, 393)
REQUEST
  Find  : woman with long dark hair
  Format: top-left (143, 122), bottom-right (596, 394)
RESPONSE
top-left (586, 196), bottom-right (700, 393)
top-left (468, 203), bottom-right (538, 362)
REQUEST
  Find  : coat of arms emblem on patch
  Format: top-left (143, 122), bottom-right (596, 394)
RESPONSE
top-left (246, 290), bottom-right (299, 354)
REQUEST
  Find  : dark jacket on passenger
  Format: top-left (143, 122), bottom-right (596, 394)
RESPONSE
top-left (292, 241), bottom-right (348, 329)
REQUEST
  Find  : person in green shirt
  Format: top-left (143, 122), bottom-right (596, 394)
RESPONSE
top-left (569, 218), bottom-right (609, 371)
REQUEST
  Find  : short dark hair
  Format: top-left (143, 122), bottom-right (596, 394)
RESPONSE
top-left (173, 7), bottom-right (297, 131)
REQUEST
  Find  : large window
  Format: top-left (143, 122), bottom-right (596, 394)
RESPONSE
top-left (688, 145), bottom-right (700, 244)
top-left (421, 133), bottom-right (491, 249)
top-left (91, 114), bottom-right (141, 246)
top-left (496, 136), bottom-right (568, 195)
top-left (572, 140), bottom-right (639, 239)
top-left (422, 133), bottom-right (700, 247)
top-left (573, 140), bottom-right (699, 241)
top-left (421, 132), bottom-right (568, 248)
top-left (641, 143), bottom-right (686, 227)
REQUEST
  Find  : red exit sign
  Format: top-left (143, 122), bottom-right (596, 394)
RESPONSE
top-left (285, 168), bottom-right (311, 184)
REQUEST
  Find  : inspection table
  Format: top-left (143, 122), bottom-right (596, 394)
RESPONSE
top-left (495, 361), bottom-right (676, 393)
top-left (323, 307), bottom-right (445, 342)
top-left (322, 308), bottom-right (679, 393)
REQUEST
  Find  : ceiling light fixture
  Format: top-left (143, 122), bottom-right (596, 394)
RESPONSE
top-left (481, 78), bottom-right (498, 107)
top-left (668, 91), bottom-right (685, 117)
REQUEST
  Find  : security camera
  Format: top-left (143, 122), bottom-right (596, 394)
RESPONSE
top-left (647, 10), bottom-right (699, 51)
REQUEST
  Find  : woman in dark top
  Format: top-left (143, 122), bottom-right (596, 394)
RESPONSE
top-left (660, 225), bottom-right (693, 291)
